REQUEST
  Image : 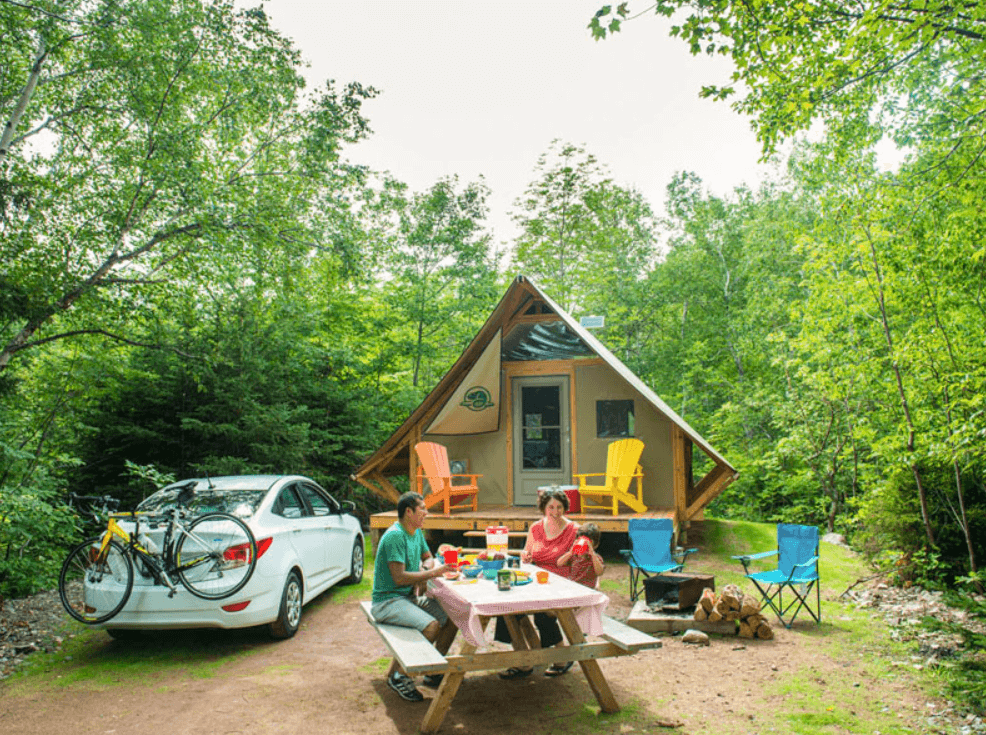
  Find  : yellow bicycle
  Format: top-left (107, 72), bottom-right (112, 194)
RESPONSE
top-left (59, 483), bottom-right (257, 624)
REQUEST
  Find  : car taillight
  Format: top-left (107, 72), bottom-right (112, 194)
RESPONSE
top-left (222, 600), bottom-right (251, 612)
top-left (223, 537), bottom-right (272, 565)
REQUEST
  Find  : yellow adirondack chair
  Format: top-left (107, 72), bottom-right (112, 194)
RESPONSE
top-left (575, 438), bottom-right (648, 515)
top-left (414, 441), bottom-right (480, 514)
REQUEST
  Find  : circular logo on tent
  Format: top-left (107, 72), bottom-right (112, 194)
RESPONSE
top-left (461, 386), bottom-right (494, 411)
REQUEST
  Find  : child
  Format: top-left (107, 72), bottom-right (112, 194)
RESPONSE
top-left (558, 523), bottom-right (604, 589)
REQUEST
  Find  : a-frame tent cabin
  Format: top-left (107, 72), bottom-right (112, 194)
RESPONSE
top-left (353, 276), bottom-right (738, 545)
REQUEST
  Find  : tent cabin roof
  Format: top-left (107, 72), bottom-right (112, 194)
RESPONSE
top-left (353, 276), bottom-right (737, 486)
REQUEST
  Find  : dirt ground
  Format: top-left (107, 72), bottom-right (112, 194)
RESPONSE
top-left (0, 555), bottom-right (968, 735)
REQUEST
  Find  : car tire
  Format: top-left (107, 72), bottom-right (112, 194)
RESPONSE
top-left (269, 570), bottom-right (302, 640)
top-left (342, 538), bottom-right (364, 585)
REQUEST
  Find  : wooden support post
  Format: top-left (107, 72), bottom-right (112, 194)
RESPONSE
top-left (555, 609), bottom-right (619, 714)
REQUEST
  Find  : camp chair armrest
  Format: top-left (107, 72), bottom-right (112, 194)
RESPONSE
top-left (731, 549), bottom-right (778, 562)
top-left (450, 474), bottom-right (481, 483)
top-left (573, 473), bottom-right (605, 480)
top-left (673, 547), bottom-right (698, 564)
top-left (619, 549), bottom-right (634, 563)
top-left (785, 555), bottom-right (820, 579)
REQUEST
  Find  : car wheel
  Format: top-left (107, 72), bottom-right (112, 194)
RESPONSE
top-left (342, 538), bottom-right (364, 585)
top-left (268, 570), bottom-right (303, 640)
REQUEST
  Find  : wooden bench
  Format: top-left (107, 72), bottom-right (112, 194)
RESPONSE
top-left (359, 601), bottom-right (448, 676)
top-left (600, 614), bottom-right (663, 652)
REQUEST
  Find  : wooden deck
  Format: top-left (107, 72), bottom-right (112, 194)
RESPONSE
top-left (368, 505), bottom-right (676, 547)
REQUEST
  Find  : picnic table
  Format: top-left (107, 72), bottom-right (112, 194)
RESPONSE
top-left (363, 564), bottom-right (662, 733)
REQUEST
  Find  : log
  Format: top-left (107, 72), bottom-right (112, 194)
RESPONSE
top-left (721, 587), bottom-right (742, 612)
top-left (694, 605), bottom-right (708, 621)
top-left (699, 588), bottom-right (716, 613)
top-left (740, 594), bottom-right (761, 618)
top-left (755, 620), bottom-right (774, 640)
top-left (738, 619), bottom-right (754, 639)
top-left (745, 613), bottom-right (767, 628)
top-left (708, 609), bottom-right (723, 623)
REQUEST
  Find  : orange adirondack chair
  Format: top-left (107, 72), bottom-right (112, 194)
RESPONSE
top-left (575, 438), bottom-right (648, 515)
top-left (414, 441), bottom-right (480, 514)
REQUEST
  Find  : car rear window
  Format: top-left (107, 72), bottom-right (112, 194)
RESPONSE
top-left (138, 487), bottom-right (267, 517)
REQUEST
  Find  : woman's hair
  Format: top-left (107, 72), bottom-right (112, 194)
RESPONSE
top-left (537, 488), bottom-right (569, 514)
top-left (578, 522), bottom-right (601, 545)
top-left (397, 491), bottom-right (424, 519)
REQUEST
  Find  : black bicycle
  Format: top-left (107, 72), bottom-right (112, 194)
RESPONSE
top-left (59, 483), bottom-right (258, 625)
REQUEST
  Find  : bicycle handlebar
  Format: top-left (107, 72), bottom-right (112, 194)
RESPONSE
top-left (68, 493), bottom-right (121, 511)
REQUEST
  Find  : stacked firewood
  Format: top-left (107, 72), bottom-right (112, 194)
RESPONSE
top-left (694, 583), bottom-right (774, 640)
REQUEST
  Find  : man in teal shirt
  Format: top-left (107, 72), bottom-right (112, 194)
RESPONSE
top-left (371, 491), bottom-right (453, 702)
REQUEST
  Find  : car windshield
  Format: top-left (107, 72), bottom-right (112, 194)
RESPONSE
top-left (138, 486), bottom-right (267, 518)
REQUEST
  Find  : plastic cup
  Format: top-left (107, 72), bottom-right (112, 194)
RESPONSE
top-left (536, 570), bottom-right (549, 584)
top-left (443, 549), bottom-right (458, 566)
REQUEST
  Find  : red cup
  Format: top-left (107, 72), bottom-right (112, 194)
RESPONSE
top-left (442, 549), bottom-right (458, 566)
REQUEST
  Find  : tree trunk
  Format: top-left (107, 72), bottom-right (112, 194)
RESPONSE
top-left (0, 37), bottom-right (47, 160)
top-left (865, 228), bottom-right (935, 547)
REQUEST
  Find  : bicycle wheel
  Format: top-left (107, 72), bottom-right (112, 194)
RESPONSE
top-left (59, 536), bottom-right (134, 624)
top-left (175, 513), bottom-right (257, 600)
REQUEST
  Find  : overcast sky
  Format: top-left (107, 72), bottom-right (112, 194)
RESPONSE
top-left (262, 0), bottom-right (777, 245)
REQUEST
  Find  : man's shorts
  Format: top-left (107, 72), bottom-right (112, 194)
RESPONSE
top-left (371, 594), bottom-right (448, 632)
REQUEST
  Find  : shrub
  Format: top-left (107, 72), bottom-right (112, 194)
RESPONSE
top-left (0, 481), bottom-right (78, 598)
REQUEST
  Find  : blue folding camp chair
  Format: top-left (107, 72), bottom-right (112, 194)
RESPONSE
top-left (620, 518), bottom-right (697, 602)
top-left (733, 523), bottom-right (821, 628)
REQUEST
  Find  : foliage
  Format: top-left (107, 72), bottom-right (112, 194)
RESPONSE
top-left (0, 435), bottom-right (76, 597)
top-left (590, 0), bottom-right (986, 582)
top-left (590, 1), bottom-right (986, 161)
top-left (510, 140), bottom-right (659, 316)
top-left (1, 0), bottom-right (375, 372)
top-left (370, 175), bottom-right (500, 388)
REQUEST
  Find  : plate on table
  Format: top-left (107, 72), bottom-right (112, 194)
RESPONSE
top-left (512, 577), bottom-right (532, 586)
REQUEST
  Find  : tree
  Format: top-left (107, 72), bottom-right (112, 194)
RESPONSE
top-left (788, 143), bottom-right (985, 580)
top-left (590, 1), bottom-right (986, 159)
top-left (0, 0), bottom-right (375, 372)
top-left (373, 176), bottom-right (498, 388)
top-left (511, 141), bottom-right (612, 312)
top-left (511, 140), bottom-right (660, 319)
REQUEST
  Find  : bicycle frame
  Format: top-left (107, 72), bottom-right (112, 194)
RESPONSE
top-left (97, 509), bottom-right (238, 598)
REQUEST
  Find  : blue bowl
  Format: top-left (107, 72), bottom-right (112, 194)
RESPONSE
top-left (476, 558), bottom-right (506, 571)
top-left (461, 565), bottom-right (481, 578)
top-left (482, 567), bottom-right (499, 580)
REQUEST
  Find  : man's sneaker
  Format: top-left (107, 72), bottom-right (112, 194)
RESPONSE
top-left (388, 671), bottom-right (424, 702)
top-left (422, 673), bottom-right (444, 688)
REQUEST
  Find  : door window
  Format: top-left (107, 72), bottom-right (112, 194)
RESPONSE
top-left (299, 484), bottom-right (333, 517)
top-left (274, 486), bottom-right (306, 519)
top-left (522, 385), bottom-right (561, 469)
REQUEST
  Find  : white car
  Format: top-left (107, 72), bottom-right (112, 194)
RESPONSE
top-left (99, 475), bottom-right (364, 640)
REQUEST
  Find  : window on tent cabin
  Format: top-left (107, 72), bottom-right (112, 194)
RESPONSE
top-left (596, 400), bottom-right (634, 438)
